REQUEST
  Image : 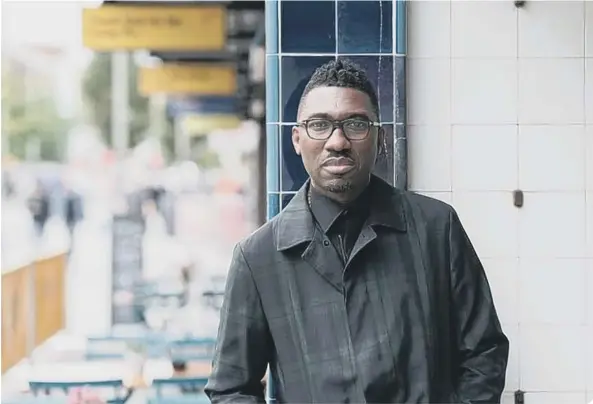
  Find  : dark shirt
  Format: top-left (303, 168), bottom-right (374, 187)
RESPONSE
top-left (308, 184), bottom-right (370, 264)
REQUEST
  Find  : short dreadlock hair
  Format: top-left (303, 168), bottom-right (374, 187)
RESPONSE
top-left (299, 59), bottom-right (380, 119)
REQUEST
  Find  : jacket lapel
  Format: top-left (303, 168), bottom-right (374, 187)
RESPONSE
top-left (275, 176), bottom-right (408, 291)
top-left (301, 227), bottom-right (345, 292)
top-left (275, 181), bottom-right (344, 292)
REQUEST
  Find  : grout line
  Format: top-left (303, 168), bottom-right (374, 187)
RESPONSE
top-left (335, 0), bottom-right (338, 60)
top-left (276, 0), bottom-right (283, 197)
top-left (393, 0), bottom-right (397, 186)
top-left (448, 0), bottom-right (453, 194)
top-left (515, 4), bottom-right (522, 391)
top-left (269, 121), bottom-right (398, 126)
top-left (278, 53), bottom-right (407, 58)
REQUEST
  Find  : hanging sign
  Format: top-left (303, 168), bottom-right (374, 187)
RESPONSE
top-left (139, 65), bottom-right (237, 96)
top-left (180, 114), bottom-right (241, 136)
top-left (166, 96), bottom-right (239, 118)
top-left (82, 5), bottom-right (226, 51)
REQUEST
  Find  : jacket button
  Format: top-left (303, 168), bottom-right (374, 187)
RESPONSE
top-left (323, 239), bottom-right (330, 247)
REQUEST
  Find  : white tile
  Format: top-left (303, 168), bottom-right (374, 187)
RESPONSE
top-left (407, 59), bottom-right (451, 125)
top-left (520, 325), bottom-right (587, 392)
top-left (416, 191), bottom-right (452, 205)
top-left (588, 390), bottom-right (593, 404)
top-left (452, 59), bottom-right (517, 125)
top-left (523, 392), bottom-right (587, 404)
top-left (519, 258), bottom-right (587, 326)
top-left (451, 125), bottom-right (518, 191)
top-left (587, 2), bottom-right (593, 57)
top-left (587, 126), bottom-right (593, 190)
top-left (585, 326), bottom-right (593, 392)
top-left (519, 192), bottom-right (587, 258)
top-left (586, 60), bottom-right (593, 124)
top-left (588, 261), bottom-right (593, 325)
top-left (518, 1), bottom-right (585, 58)
top-left (585, 191), bottom-right (593, 258)
top-left (501, 393), bottom-right (514, 404)
top-left (518, 125), bottom-right (586, 191)
top-left (500, 324), bottom-right (520, 392)
top-left (407, 1), bottom-right (450, 58)
top-left (408, 125), bottom-right (451, 192)
top-left (481, 259), bottom-right (519, 326)
top-left (452, 192), bottom-right (518, 258)
top-left (451, 1), bottom-right (517, 58)
top-left (519, 58), bottom-right (585, 125)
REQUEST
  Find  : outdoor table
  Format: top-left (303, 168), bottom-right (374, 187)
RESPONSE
top-left (27, 360), bottom-right (141, 403)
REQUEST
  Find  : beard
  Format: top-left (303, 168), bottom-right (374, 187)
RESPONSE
top-left (322, 178), bottom-right (353, 193)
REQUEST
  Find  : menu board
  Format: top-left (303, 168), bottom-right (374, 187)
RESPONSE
top-left (111, 215), bottom-right (145, 325)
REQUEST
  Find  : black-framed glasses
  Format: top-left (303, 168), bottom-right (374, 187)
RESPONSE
top-left (298, 118), bottom-right (380, 141)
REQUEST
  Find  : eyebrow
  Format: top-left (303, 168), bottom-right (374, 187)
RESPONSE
top-left (303, 112), bottom-right (373, 121)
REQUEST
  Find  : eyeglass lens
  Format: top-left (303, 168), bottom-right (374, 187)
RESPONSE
top-left (306, 119), bottom-right (370, 140)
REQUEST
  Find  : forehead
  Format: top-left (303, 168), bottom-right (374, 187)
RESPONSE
top-left (298, 86), bottom-right (375, 120)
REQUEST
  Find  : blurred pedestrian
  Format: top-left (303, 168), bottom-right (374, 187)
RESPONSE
top-left (65, 190), bottom-right (84, 238)
top-left (27, 181), bottom-right (50, 238)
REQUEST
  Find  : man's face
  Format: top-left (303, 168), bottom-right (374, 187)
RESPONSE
top-left (292, 86), bottom-right (380, 201)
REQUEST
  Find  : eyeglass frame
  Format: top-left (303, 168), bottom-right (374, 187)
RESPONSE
top-left (296, 117), bottom-right (381, 141)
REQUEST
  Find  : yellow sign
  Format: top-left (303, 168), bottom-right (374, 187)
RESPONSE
top-left (182, 114), bottom-right (241, 135)
top-left (2, 265), bottom-right (31, 373)
top-left (82, 5), bottom-right (226, 51)
top-left (139, 65), bottom-right (237, 96)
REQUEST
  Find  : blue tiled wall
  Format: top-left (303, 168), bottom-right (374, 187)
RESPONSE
top-left (265, 0), bottom-right (407, 219)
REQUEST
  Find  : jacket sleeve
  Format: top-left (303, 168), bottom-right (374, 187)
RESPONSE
top-left (205, 244), bottom-right (271, 404)
top-left (448, 209), bottom-right (510, 404)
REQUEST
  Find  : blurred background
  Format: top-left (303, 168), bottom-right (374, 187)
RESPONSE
top-left (1, 1), bottom-right (593, 404)
top-left (2, 1), bottom-right (265, 402)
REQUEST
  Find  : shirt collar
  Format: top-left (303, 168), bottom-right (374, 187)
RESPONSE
top-left (276, 175), bottom-right (407, 252)
top-left (308, 182), bottom-right (371, 234)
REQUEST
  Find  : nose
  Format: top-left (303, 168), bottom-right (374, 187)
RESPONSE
top-left (324, 126), bottom-right (351, 151)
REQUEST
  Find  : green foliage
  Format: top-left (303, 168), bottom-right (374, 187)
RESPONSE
top-left (190, 136), bottom-right (220, 169)
top-left (2, 67), bottom-right (69, 161)
top-left (196, 149), bottom-right (221, 169)
top-left (82, 52), bottom-right (150, 149)
top-left (82, 52), bottom-right (176, 160)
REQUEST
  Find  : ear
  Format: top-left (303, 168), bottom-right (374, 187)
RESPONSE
top-left (376, 126), bottom-right (385, 154)
top-left (292, 126), bottom-right (302, 156)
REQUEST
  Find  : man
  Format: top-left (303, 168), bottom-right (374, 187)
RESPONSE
top-left (65, 189), bottom-right (83, 238)
top-left (207, 59), bottom-right (509, 403)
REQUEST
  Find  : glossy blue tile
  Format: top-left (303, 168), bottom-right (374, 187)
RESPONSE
top-left (281, 125), bottom-right (308, 192)
top-left (265, 1), bottom-right (279, 54)
top-left (395, 0), bottom-right (407, 55)
top-left (337, 1), bottom-right (392, 53)
top-left (281, 193), bottom-right (295, 210)
top-left (266, 55), bottom-right (280, 122)
top-left (394, 56), bottom-right (406, 124)
top-left (267, 193), bottom-right (280, 219)
top-left (394, 124), bottom-right (407, 190)
top-left (341, 56), bottom-right (393, 122)
top-left (373, 124), bottom-right (394, 185)
top-left (266, 124), bottom-right (280, 192)
top-left (280, 1), bottom-right (336, 53)
top-left (281, 56), bottom-right (334, 123)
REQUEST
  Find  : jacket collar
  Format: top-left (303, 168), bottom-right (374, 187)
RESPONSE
top-left (275, 175), bottom-right (407, 251)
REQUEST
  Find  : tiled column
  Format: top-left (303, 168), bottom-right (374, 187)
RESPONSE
top-left (265, 0), bottom-right (408, 222)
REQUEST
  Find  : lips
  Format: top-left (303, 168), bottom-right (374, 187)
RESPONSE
top-left (322, 157), bottom-right (355, 175)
